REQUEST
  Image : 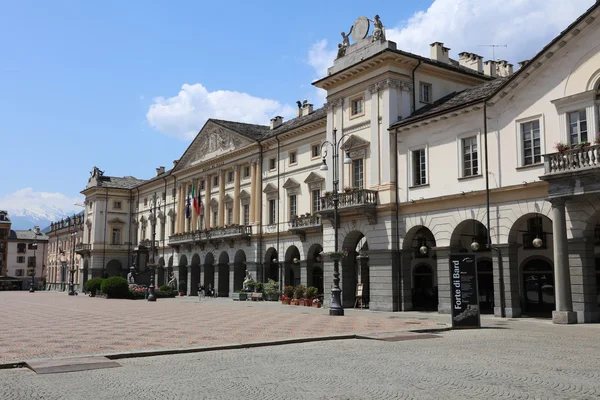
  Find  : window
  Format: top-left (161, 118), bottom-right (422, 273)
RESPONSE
top-left (312, 190), bottom-right (321, 213)
top-left (170, 218), bottom-right (175, 235)
top-left (0, 228), bottom-right (6, 240)
top-left (521, 120), bottom-right (541, 166)
top-left (89, 201), bottom-right (93, 210)
top-left (17, 243), bottom-right (26, 254)
top-left (227, 208), bottom-right (233, 225)
top-left (269, 199), bottom-right (276, 225)
top-left (243, 204), bottom-right (250, 226)
top-left (289, 151), bottom-right (297, 165)
top-left (114, 201), bottom-right (122, 209)
top-left (17, 256), bottom-right (25, 264)
top-left (244, 166), bottom-right (250, 178)
top-left (420, 82), bottom-right (432, 103)
top-left (112, 228), bottom-right (121, 245)
top-left (144, 198), bottom-right (148, 206)
top-left (162, 192), bottom-right (166, 201)
top-left (412, 149), bottom-right (427, 186)
top-left (227, 171), bottom-right (234, 183)
top-left (462, 136), bottom-right (479, 177)
top-left (160, 220), bottom-right (165, 240)
top-left (289, 195), bottom-right (297, 218)
top-left (213, 176), bottom-right (219, 186)
top-left (353, 159), bottom-right (364, 189)
top-left (15, 269), bottom-right (23, 277)
top-left (27, 256), bottom-right (36, 268)
top-left (568, 110), bottom-right (587, 144)
top-left (269, 157), bottom-right (277, 170)
top-left (311, 144), bottom-right (321, 158)
top-left (351, 97), bottom-right (364, 116)
top-left (213, 211), bottom-right (218, 227)
top-left (27, 243), bottom-right (37, 250)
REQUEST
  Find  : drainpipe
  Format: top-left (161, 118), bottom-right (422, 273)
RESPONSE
top-left (276, 137), bottom-right (281, 292)
top-left (102, 188), bottom-right (108, 278)
top-left (411, 61), bottom-right (422, 113)
top-left (394, 127), bottom-right (401, 311)
top-left (484, 102), bottom-right (505, 318)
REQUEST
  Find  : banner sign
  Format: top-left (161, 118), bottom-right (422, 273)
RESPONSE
top-left (450, 254), bottom-right (481, 329)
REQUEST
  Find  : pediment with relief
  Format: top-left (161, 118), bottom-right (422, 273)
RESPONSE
top-left (341, 135), bottom-right (370, 150)
top-left (175, 122), bottom-right (253, 170)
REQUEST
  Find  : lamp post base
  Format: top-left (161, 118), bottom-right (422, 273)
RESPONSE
top-left (329, 307), bottom-right (344, 316)
top-left (68, 285), bottom-right (75, 296)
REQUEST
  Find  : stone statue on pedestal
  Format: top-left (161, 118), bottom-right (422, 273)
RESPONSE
top-left (369, 15), bottom-right (385, 41)
top-left (243, 270), bottom-right (253, 291)
top-left (127, 267), bottom-right (136, 284)
top-left (168, 272), bottom-right (177, 290)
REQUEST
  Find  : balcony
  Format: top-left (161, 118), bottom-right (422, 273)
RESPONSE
top-left (319, 189), bottom-right (378, 225)
top-left (542, 144), bottom-right (600, 198)
top-left (75, 243), bottom-right (91, 254)
top-left (288, 215), bottom-right (322, 241)
top-left (136, 239), bottom-right (160, 250)
top-left (169, 225), bottom-right (252, 249)
top-left (168, 232), bottom-right (200, 247)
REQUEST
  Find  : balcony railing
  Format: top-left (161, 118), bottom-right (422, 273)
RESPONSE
top-left (75, 243), bottom-right (91, 253)
top-left (169, 225), bottom-right (252, 247)
top-left (138, 239), bottom-right (159, 248)
top-left (289, 214), bottom-right (321, 230)
top-left (319, 189), bottom-right (378, 211)
top-left (168, 232), bottom-right (199, 246)
top-left (206, 225), bottom-right (252, 239)
top-left (543, 144), bottom-right (600, 174)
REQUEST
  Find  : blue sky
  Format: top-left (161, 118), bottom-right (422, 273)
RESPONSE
top-left (0, 0), bottom-right (595, 217)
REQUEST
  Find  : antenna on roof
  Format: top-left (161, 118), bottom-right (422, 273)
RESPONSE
top-left (478, 44), bottom-right (507, 61)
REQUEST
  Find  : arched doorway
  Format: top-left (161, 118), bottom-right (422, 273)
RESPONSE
top-left (190, 254), bottom-right (200, 295)
top-left (203, 253), bottom-right (215, 291)
top-left (413, 264), bottom-right (436, 311)
top-left (217, 252), bottom-right (230, 297)
top-left (178, 254), bottom-right (188, 294)
top-left (341, 231), bottom-right (368, 308)
top-left (106, 259), bottom-right (122, 278)
top-left (307, 244), bottom-right (324, 294)
top-left (522, 258), bottom-right (555, 317)
top-left (477, 259), bottom-right (494, 314)
top-left (284, 246), bottom-right (301, 287)
top-left (233, 250), bottom-right (246, 292)
top-left (450, 219), bottom-right (490, 254)
top-left (157, 257), bottom-right (165, 287)
top-left (265, 248), bottom-right (279, 284)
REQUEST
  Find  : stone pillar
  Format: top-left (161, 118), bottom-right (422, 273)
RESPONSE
top-left (368, 86), bottom-right (380, 187)
top-left (300, 260), bottom-right (308, 287)
top-left (229, 263), bottom-right (235, 297)
top-left (254, 161), bottom-right (261, 223)
top-left (250, 162), bottom-right (257, 223)
top-left (191, 179), bottom-right (198, 231)
top-left (199, 264), bottom-right (205, 290)
top-left (569, 238), bottom-right (599, 323)
top-left (176, 185), bottom-right (183, 233)
top-left (367, 249), bottom-right (399, 312)
top-left (435, 248), bottom-right (451, 314)
top-left (551, 199), bottom-right (577, 324)
top-left (213, 268), bottom-right (219, 298)
top-left (323, 260), bottom-right (334, 309)
top-left (399, 250), bottom-right (413, 311)
top-left (493, 244), bottom-right (521, 318)
top-left (204, 175), bottom-right (211, 229)
top-left (380, 82), bottom-right (399, 184)
top-left (187, 267), bottom-right (192, 296)
top-left (233, 165), bottom-right (241, 225)
top-left (218, 170), bottom-right (225, 227)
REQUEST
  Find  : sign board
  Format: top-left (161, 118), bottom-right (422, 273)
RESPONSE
top-left (356, 283), bottom-right (364, 297)
top-left (450, 254), bottom-right (481, 329)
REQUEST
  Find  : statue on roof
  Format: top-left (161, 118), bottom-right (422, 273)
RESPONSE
top-left (341, 25), bottom-right (353, 48)
top-left (368, 15), bottom-right (385, 41)
top-left (336, 43), bottom-right (346, 59)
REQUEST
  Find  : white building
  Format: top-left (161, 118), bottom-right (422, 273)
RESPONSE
top-left (6, 226), bottom-right (48, 290)
top-left (79, 4), bottom-right (600, 323)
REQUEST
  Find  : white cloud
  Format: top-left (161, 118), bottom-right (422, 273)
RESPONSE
top-left (307, 0), bottom-right (594, 77)
top-left (0, 188), bottom-right (83, 219)
top-left (307, 39), bottom-right (337, 106)
top-left (146, 83), bottom-right (295, 140)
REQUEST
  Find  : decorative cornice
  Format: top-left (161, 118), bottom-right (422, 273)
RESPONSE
top-left (325, 98), bottom-right (344, 110)
top-left (369, 78), bottom-right (412, 94)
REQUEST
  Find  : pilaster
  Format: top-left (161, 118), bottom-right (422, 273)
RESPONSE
top-left (233, 165), bottom-right (241, 225)
top-left (191, 179), bottom-right (198, 231)
top-left (399, 250), bottom-right (413, 311)
top-left (250, 162), bottom-right (257, 223)
top-left (218, 170), bottom-right (225, 227)
top-left (366, 249), bottom-right (399, 312)
top-left (434, 247), bottom-right (451, 314)
top-left (492, 244), bottom-right (521, 318)
top-left (204, 174), bottom-right (211, 229)
top-left (568, 237), bottom-right (599, 323)
top-left (368, 86), bottom-right (380, 187)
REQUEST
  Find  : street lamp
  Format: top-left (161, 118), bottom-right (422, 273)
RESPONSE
top-left (319, 127), bottom-right (353, 316)
top-left (68, 220), bottom-right (78, 295)
top-left (147, 193), bottom-right (161, 302)
top-left (29, 242), bottom-right (38, 293)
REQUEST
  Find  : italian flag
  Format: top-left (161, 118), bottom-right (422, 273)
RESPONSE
top-left (191, 182), bottom-right (198, 216)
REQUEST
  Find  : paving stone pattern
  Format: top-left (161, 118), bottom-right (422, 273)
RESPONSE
top-left (0, 292), bottom-right (436, 363)
top-left (2, 321), bottom-right (600, 399)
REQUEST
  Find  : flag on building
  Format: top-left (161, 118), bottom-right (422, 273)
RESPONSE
top-left (186, 190), bottom-right (191, 219)
top-left (191, 182), bottom-right (197, 216)
top-left (196, 185), bottom-right (202, 215)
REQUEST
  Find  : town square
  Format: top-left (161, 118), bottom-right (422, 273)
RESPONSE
top-left (1, 0), bottom-right (600, 398)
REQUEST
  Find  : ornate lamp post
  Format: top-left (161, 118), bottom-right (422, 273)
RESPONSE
top-left (147, 193), bottom-right (161, 302)
top-left (29, 242), bottom-right (38, 293)
top-left (319, 127), bottom-right (353, 316)
top-left (68, 223), bottom-right (77, 295)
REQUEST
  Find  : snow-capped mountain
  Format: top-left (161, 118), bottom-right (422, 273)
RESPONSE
top-left (6, 206), bottom-right (79, 231)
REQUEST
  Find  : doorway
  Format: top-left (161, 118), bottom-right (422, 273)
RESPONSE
top-left (477, 260), bottom-right (494, 314)
top-left (412, 264), bottom-right (437, 311)
top-left (522, 259), bottom-right (555, 317)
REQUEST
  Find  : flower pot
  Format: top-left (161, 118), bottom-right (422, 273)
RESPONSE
top-left (179, 292), bottom-right (185, 296)
top-left (312, 303), bottom-right (322, 308)
top-left (305, 299), bottom-right (313, 307)
top-left (281, 298), bottom-right (291, 305)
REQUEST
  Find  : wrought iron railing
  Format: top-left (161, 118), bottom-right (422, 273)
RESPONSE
top-left (289, 215), bottom-right (321, 229)
top-left (319, 189), bottom-right (378, 211)
top-left (543, 144), bottom-right (600, 174)
top-left (206, 225), bottom-right (252, 239)
top-left (75, 243), bottom-right (91, 252)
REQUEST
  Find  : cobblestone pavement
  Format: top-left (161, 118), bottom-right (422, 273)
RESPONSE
top-left (2, 320), bottom-right (600, 399)
top-left (0, 292), bottom-right (440, 363)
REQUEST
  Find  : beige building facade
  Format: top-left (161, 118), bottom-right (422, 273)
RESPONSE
top-left (46, 214), bottom-right (84, 291)
top-left (80, 4), bottom-right (600, 323)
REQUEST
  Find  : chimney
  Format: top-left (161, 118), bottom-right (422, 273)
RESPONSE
top-left (496, 60), bottom-right (514, 77)
top-left (430, 42), bottom-right (450, 64)
top-left (156, 166), bottom-right (165, 176)
top-left (270, 116), bottom-right (283, 130)
top-left (302, 103), bottom-right (314, 116)
top-left (34, 226), bottom-right (40, 234)
top-left (518, 60), bottom-right (530, 69)
top-left (484, 60), bottom-right (497, 77)
top-left (458, 52), bottom-right (483, 73)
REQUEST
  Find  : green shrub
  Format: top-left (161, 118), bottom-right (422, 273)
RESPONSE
top-left (293, 284), bottom-right (306, 299)
top-left (246, 280), bottom-right (256, 290)
top-left (101, 276), bottom-right (130, 299)
top-left (283, 285), bottom-right (294, 298)
top-left (264, 279), bottom-right (280, 296)
top-left (255, 281), bottom-right (264, 293)
top-left (159, 285), bottom-right (172, 292)
top-left (85, 278), bottom-right (104, 294)
top-left (155, 289), bottom-right (176, 298)
top-left (306, 286), bottom-right (318, 298)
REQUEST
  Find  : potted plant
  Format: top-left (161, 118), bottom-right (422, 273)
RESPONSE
top-left (325, 250), bottom-right (348, 261)
top-left (312, 298), bottom-right (322, 308)
top-left (344, 186), bottom-right (352, 193)
top-left (294, 284), bottom-right (306, 306)
top-left (246, 280), bottom-right (256, 292)
top-left (255, 281), bottom-right (264, 293)
top-left (555, 142), bottom-right (571, 153)
top-left (306, 286), bottom-right (318, 307)
top-left (280, 295), bottom-right (291, 305)
top-left (178, 280), bottom-right (186, 296)
top-left (595, 133), bottom-right (600, 145)
top-left (232, 289), bottom-right (248, 301)
top-left (264, 279), bottom-right (280, 301)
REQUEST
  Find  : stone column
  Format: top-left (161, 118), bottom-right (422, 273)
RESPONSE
top-left (233, 165), bottom-right (241, 225)
top-left (191, 179), bottom-right (198, 231)
top-left (568, 238), bottom-right (599, 323)
top-left (187, 266), bottom-right (192, 296)
top-left (367, 249), bottom-right (399, 312)
top-left (254, 161), bottom-right (261, 223)
top-left (204, 175), bottom-right (211, 229)
top-left (435, 248), bottom-right (451, 314)
top-left (300, 260), bottom-right (308, 287)
top-left (176, 185), bottom-right (183, 233)
top-left (218, 170), bottom-right (225, 226)
top-left (493, 244), bottom-right (521, 318)
top-left (380, 81), bottom-right (399, 184)
top-left (399, 250), bottom-right (413, 311)
top-left (213, 268), bottom-right (220, 297)
top-left (250, 162), bottom-right (257, 223)
top-left (229, 263), bottom-right (235, 297)
top-left (322, 260), bottom-right (334, 309)
top-left (551, 199), bottom-right (577, 324)
top-left (368, 86), bottom-right (380, 187)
